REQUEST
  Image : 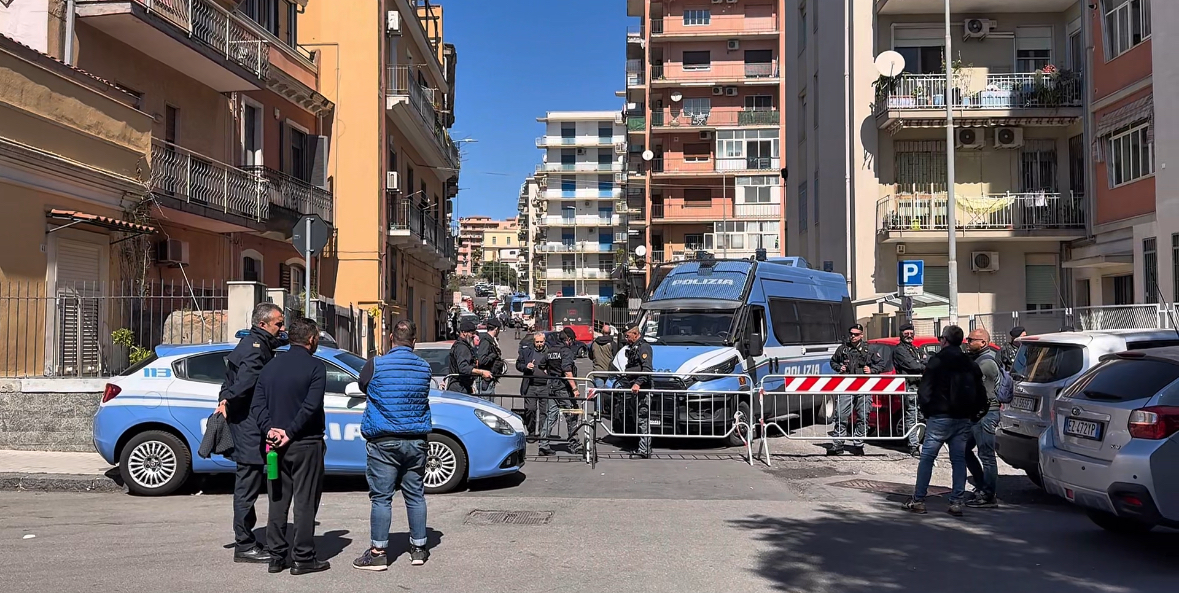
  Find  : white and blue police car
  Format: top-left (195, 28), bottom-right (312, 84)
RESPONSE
top-left (93, 342), bottom-right (527, 496)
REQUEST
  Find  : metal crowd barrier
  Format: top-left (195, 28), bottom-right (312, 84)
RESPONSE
top-left (754, 374), bottom-right (925, 466)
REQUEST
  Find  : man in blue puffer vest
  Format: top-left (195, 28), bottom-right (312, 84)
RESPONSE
top-left (352, 320), bottom-right (433, 571)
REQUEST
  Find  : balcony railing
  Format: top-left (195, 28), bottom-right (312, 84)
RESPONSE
top-left (386, 65), bottom-right (460, 169)
top-left (242, 166), bottom-right (333, 223)
top-left (536, 243), bottom-right (614, 253)
top-left (652, 61), bottom-right (778, 82)
top-left (542, 189), bottom-right (622, 199)
top-left (541, 214), bottom-right (622, 226)
top-left (151, 139), bottom-right (267, 220)
top-left (535, 135), bottom-right (624, 147)
top-left (652, 108), bottom-right (780, 128)
top-left (650, 17), bottom-right (779, 36)
top-left (627, 116), bottom-right (646, 131)
top-left (536, 162), bottom-right (624, 173)
top-left (650, 156), bottom-right (781, 174)
top-left (388, 192), bottom-right (450, 254)
top-left (875, 72), bottom-right (1083, 115)
top-left (876, 192), bottom-right (1087, 233)
top-left (542, 269), bottom-right (608, 281)
top-left (734, 203), bottom-right (781, 218)
top-left (650, 250), bottom-right (666, 264)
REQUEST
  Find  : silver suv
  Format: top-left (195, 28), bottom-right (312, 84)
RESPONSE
top-left (1040, 348), bottom-right (1179, 533)
top-left (996, 329), bottom-right (1179, 486)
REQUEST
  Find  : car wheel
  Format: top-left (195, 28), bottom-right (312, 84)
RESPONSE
top-left (119, 430), bottom-right (191, 496)
top-left (820, 395), bottom-right (837, 423)
top-left (424, 434), bottom-right (468, 494)
top-left (1086, 510), bottom-right (1155, 534)
top-left (725, 401), bottom-right (753, 447)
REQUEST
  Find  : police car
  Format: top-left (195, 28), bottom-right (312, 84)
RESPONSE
top-left (93, 343), bottom-right (527, 496)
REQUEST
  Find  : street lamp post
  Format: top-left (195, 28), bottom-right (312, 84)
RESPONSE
top-left (944, 0), bottom-right (959, 325)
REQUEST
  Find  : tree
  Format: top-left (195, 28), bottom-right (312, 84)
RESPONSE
top-left (478, 261), bottom-right (517, 290)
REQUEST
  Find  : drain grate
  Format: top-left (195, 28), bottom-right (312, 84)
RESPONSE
top-left (465, 510), bottom-right (554, 526)
top-left (830, 479), bottom-right (949, 497)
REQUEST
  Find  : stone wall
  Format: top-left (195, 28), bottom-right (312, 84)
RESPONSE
top-left (0, 379), bottom-right (102, 452)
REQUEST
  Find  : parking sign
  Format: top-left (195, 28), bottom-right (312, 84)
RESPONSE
top-left (898, 260), bottom-right (924, 296)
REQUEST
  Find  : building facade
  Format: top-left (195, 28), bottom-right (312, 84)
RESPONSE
top-left (517, 175), bottom-right (542, 296)
top-left (625, 0), bottom-right (788, 280)
top-left (456, 216), bottom-right (514, 276)
top-left (534, 111), bottom-right (626, 302)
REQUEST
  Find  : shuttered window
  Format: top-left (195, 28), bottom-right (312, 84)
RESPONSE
top-left (923, 265), bottom-right (949, 298)
top-left (1025, 264), bottom-right (1060, 310)
top-left (1143, 237), bottom-right (1158, 303)
top-left (55, 240), bottom-right (102, 376)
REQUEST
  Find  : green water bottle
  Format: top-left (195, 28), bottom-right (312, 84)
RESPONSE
top-left (266, 445), bottom-right (279, 480)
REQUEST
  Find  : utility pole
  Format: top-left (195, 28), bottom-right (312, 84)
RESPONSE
top-left (944, 0), bottom-right (959, 325)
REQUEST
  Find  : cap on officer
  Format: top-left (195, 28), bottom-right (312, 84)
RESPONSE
top-left (459, 320), bottom-right (477, 333)
top-left (1009, 326), bottom-right (1027, 339)
top-left (561, 327), bottom-right (576, 341)
top-left (485, 318), bottom-right (502, 330)
top-left (899, 323), bottom-right (915, 333)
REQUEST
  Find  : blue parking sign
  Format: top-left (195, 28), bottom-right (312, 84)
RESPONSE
top-left (898, 260), bottom-right (924, 295)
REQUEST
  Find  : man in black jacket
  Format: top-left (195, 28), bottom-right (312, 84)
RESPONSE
top-left (252, 317), bottom-right (329, 575)
top-left (828, 324), bottom-right (885, 456)
top-left (537, 328), bottom-right (582, 456)
top-left (892, 323), bottom-right (927, 457)
top-left (621, 324), bottom-right (654, 458)
top-left (904, 325), bottom-right (987, 517)
top-left (447, 320), bottom-right (490, 394)
top-left (217, 302), bottom-right (284, 564)
top-left (516, 332), bottom-right (548, 437)
top-left (476, 319), bottom-right (506, 399)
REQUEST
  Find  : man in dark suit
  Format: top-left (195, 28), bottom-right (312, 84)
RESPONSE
top-left (252, 317), bottom-right (330, 576)
top-left (217, 302), bottom-right (284, 563)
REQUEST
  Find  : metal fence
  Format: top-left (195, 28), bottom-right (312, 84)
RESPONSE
top-left (913, 304), bottom-right (1173, 347)
top-left (1, 280), bottom-right (228, 378)
top-left (594, 302), bottom-right (638, 331)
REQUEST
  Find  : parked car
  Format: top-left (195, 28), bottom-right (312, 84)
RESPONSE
top-left (414, 340), bottom-right (454, 388)
top-left (93, 343), bottom-right (526, 496)
top-left (1040, 348), bottom-right (1179, 533)
top-left (997, 329), bottom-right (1179, 487)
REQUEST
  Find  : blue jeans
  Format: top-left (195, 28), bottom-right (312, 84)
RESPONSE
top-left (966, 410), bottom-right (1000, 499)
top-left (366, 438), bottom-right (428, 548)
top-left (833, 394), bottom-right (871, 448)
top-left (913, 415), bottom-right (973, 503)
top-left (904, 392), bottom-right (922, 448)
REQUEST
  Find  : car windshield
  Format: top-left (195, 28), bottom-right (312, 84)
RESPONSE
top-left (641, 309), bottom-right (735, 345)
top-left (415, 348), bottom-right (451, 376)
top-left (1013, 343), bottom-right (1084, 383)
top-left (1065, 358), bottom-right (1179, 402)
top-left (332, 351), bottom-right (367, 374)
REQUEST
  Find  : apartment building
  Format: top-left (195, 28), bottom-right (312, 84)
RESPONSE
top-left (456, 216), bottom-right (514, 276)
top-left (517, 175), bottom-right (542, 295)
top-left (788, 0), bottom-right (1088, 324)
top-left (302, 0), bottom-right (459, 343)
top-left (534, 111), bottom-right (626, 302)
top-left (625, 0), bottom-right (787, 277)
top-left (480, 224), bottom-right (520, 265)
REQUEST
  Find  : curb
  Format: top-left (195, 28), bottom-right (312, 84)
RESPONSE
top-left (0, 473), bottom-right (125, 493)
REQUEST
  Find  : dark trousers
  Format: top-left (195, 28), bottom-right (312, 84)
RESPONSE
top-left (265, 439), bottom-right (326, 563)
top-left (233, 463), bottom-right (265, 552)
top-left (523, 382), bottom-right (548, 435)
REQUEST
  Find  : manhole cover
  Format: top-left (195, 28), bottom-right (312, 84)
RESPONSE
top-left (830, 479), bottom-right (949, 497)
top-left (465, 510), bottom-right (554, 526)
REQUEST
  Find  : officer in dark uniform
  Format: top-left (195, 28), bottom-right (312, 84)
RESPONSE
top-left (447, 320), bottom-right (490, 394)
top-left (537, 328), bottom-right (581, 456)
top-left (892, 323), bottom-right (927, 457)
top-left (475, 319), bottom-right (506, 399)
top-left (516, 332), bottom-right (548, 437)
top-left (621, 323), bottom-right (654, 458)
top-left (216, 302), bottom-right (285, 563)
top-left (828, 323), bottom-right (885, 456)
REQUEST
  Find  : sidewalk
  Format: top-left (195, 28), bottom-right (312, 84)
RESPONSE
top-left (0, 450), bottom-right (122, 493)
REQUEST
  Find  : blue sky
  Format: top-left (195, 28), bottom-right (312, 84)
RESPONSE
top-left (446, 1), bottom-right (631, 221)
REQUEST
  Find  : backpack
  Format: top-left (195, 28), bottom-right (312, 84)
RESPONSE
top-left (981, 351), bottom-right (1015, 404)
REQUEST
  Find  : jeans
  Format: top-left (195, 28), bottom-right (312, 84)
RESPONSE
top-left (913, 415), bottom-right (973, 503)
top-left (965, 410), bottom-right (1000, 499)
top-left (232, 463), bottom-right (265, 552)
top-left (833, 394), bottom-right (871, 448)
top-left (538, 383), bottom-right (577, 452)
top-left (366, 437), bottom-right (428, 549)
top-left (904, 392), bottom-right (922, 448)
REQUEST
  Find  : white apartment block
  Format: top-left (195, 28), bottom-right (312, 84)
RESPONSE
top-left (534, 111), bottom-right (627, 302)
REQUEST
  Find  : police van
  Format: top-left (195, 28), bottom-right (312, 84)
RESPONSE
top-left (607, 254), bottom-right (853, 445)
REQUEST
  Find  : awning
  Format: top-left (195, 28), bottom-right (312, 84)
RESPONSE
top-left (853, 292), bottom-right (950, 309)
top-left (47, 209), bottom-right (156, 234)
top-left (1095, 94), bottom-right (1153, 139)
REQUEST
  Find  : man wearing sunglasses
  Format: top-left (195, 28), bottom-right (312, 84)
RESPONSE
top-left (828, 324), bottom-right (885, 456)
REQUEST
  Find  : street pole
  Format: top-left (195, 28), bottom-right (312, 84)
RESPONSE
top-left (722, 172), bottom-right (728, 258)
top-left (944, 0), bottom-right (959, 326)
top-left (304, 216), bottom-right (312, 319)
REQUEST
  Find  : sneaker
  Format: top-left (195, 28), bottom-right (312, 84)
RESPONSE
top-left (908, 446), bottom-right (921, 458)
top-left (947, 502), bottom-right (965, 517)
top-left (966, 496), bottom-right (999, 509)
top-left (352, 548), bottom-right (389, 571)
top-left (902, 499), bottom-right (927, 514)
top-left (409, 545), bottom-right (429, 566)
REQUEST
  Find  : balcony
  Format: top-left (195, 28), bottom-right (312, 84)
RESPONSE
top-left (650, 199), bottom-right (778, 222)
top-left (542, 188), bottom-right (623, 200)
top-left (875, 72), bottom-right (1083, 130)
top-left (626, 115), bottom-right (646, 133)
top-left (875, 192), bottom-right (1087, 242)
top-left (651, 61), bottom-right (779, 86)
top-left (536, 242), bottom-right (615, 254)
top-left (651, 156), bottom-right (782, 176)
top-left (243, 166), bottom-right (333, 224)
top-left (650, 16), bottom-right (779, 39)
top-left (386, 65), bottom-right (461, 170)
top-left (652, 108), bottom-right (780, 129)
top-left (150, 139), bottom-right (268, 223)
top-left (626, 59), bottom-right (645, 87)
top-left (388, 192), bottom-right (454, 270)
top-left (76, 0), bottom-right (268, 92)
top-left (536, 162), bottom-right (624, 174)
top-left (535, 135), bottom-right (625, 148)
top-left (540, 269), bottom-right (610, 281)
top-left (541, 214), bottom-right (623, 227)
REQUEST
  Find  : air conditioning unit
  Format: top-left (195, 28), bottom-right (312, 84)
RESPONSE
top-left (896, 244), bottom-right (907, 255)
top-left (725, 86), bottom-right (739, 96)
top-left (386, 11), bottom-right (402, 35)
top-left (712, 86), bottom-right (725, 96)
top-left (727, 39), bottom-right (740, 50)
top-left (964, 18), bottom-right (994, 39)
top-left (956, 128), bottom-right (985, 149)
top-left (699, 130), bottom-right (714, 140)
top-left (972, 251), bottom-right (1000, 273)
top-left (386, 171), bottom-right (400, 191)
top-left (576, 148), bottom-right (587, 155)
top-left (994, 127), bottom-right (1024, 149)
top-left (155, 239), bottom-right (190, 266)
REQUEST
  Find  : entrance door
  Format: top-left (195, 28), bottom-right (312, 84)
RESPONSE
top-left (51, 236), bottom-right (106, 376)
top-left (747, 141), bottom-right (773, 170)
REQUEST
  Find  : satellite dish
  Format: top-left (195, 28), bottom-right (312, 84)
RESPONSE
top-left (874, 50), bottom-right (906, 78)
top-left (634, 245), bottom-right (647, 258)
top-left (670, 91), bottom-right (683, 102)
top-left (642, 150), bottom-right (654, 161)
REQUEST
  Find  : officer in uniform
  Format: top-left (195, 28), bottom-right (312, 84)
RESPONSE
top-left (828, 323), bottom-right (885, 456)
top-left (475, 319), bottom-right (506, 399)
top-left (216, 302), bottom-right (285, 563)
top-left (537, 328), bottom-right (581, 456)
top-left (891, 323), bottom-right (927, 457)
top-left (621, 323), bottom-right (654, 458)
top-left (447, 320), bottom-right (490, 394)
top-left (516, 332), bottom-right (548, 437)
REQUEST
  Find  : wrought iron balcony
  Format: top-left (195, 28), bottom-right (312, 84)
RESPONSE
top-left (876, 192), bottom-right (1086, 237)
top-left (242, 166), bottom-right (332, 223)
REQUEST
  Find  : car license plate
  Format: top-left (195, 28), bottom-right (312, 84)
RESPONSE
top-left (1010, 396), bottom-right (1037, 412)
top-left (1064, 418), bottom-right (1103, 441)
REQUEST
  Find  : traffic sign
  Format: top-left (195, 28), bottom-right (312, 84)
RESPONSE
top-left (292, 214), bottom-right (329, 258)
top-left (898, 260), bottom-right (924, 296)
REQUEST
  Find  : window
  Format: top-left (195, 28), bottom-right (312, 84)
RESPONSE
top-left (798, 3), bottom-right (807, 54)
top-left (492, 236), bottom-right (497, 246)
top-left (813, 168), bottom-right (819, 225)
top-left (684, 233), bottom-right (705, 250)
top-left (1069, 28), bottom-right (1084, 71)
top-left (1109, 123), bottom-right (1153, 186)
top-left (895, 46), bottom-right (944, 75)
top-left (598, 150), bottom-right (614, 166)
top-left (113, 83), bottom-right (142, 110)
top-left (684, 143), bottom-right (711, 163)
top-left (242, 0), bottom-right (280, 36)
top-left (812, 73), bottom-right (818, 128)
top-left (561, 176), bottom-right (576, 192)
top-left (283, 263), bottom-right (306, 294)
top-left (1020, 140), bottom-right (1058, 192)
top-left (598, 175), bottom-right (613, 191)
top-left (684, 188), bottom-right (711, 206)
top-left (285, 0), bottom-right (297, 47)
top-left (798, 93), bottom-right (806, 141)
top-left (744, 49), bottom-right (774, 77)
top-left (1016, 27), bottom-right (1052, 72)
top-left (561, 124), bottom-right (575, 139)
top-left (561, 149), bottom-right (576, 165)
top-left (683, 97), bottom-right (711, 117)
top-left (321, 361), bottom-right (356, 395)
top-left (181, 352), bottom-right (229, 383)
top-left (798, 182), bottom-right (808, 231)
top-left (243, 255), bottom-right (261, 282)
top-left (1144, 237), bottom-right (1158, 303)
top-left (768, 297), bottom-right (843, 345)
top-left (598, 124), bottom-right (612, 140)
top-left (288, 124), bottom-right (308, 181)
top-left (924, 266), bottom-right (949, 298)
top-left (1104, 0), bottom-right (1151, 60)
top-left (1113, 275), bottom-right (1133, 304)
top-left (683, 50), bottom-right (711, 70)
top-left (737, 176), bottom-right (775, 203)
top-left (242, 102), bottom-right (262, 167)
top-left (1025, 264), bottom-right (1059, 311)
top-left (744, 95), bottom-right (773, 110)
top-left (812, 0), bottom-right (818, 32)
top-left (684, 9), bottom-right (710, 26)
top-left (165, 105), bottom-right (179, 144)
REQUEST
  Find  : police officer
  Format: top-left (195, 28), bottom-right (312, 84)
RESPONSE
top-left (216, 302), bottom-right (285, 563)
top-left (621, 323), bottom-right (654, 458)
top-left (892, 323), bottom-right (927, 457)
top-left (476, 319), bottom-right (506, 399)
top-left (447, 320), bottom-right (490, 394)
top-left (516, 332), bottom-right (548, 437)
top-left (537, 328), bottom-right (581, 456)
top-left (828, 323), bottom-right (885, 456)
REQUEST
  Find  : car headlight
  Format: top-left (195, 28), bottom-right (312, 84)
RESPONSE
top-left (474, 408), bottom-right (515, 435)
top-left (694, 357), bottom-right (737, 382)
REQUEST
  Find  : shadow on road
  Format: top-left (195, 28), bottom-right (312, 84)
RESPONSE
top-left (381, 528), bottom-right (444, 563)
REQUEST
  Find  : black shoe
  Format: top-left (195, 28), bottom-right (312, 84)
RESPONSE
top-left (537, 448), bottom-right (554, 456)
top-left (234, 545), bottom-right (272, 564)
top-left (908, 446), bottom-right (921, 458)
top-left (849, 446), bottom-right (866, 456)
top-left (826, 447), bottom-right (844, 456)
top-left (409, 545), bottom-right (429, 566)
top-left (268, 557), bottom-right (291, 574)
top-left (290, 560), bottom-right (331, 575)
top-left (568, 441), bottom-right (584, 455)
